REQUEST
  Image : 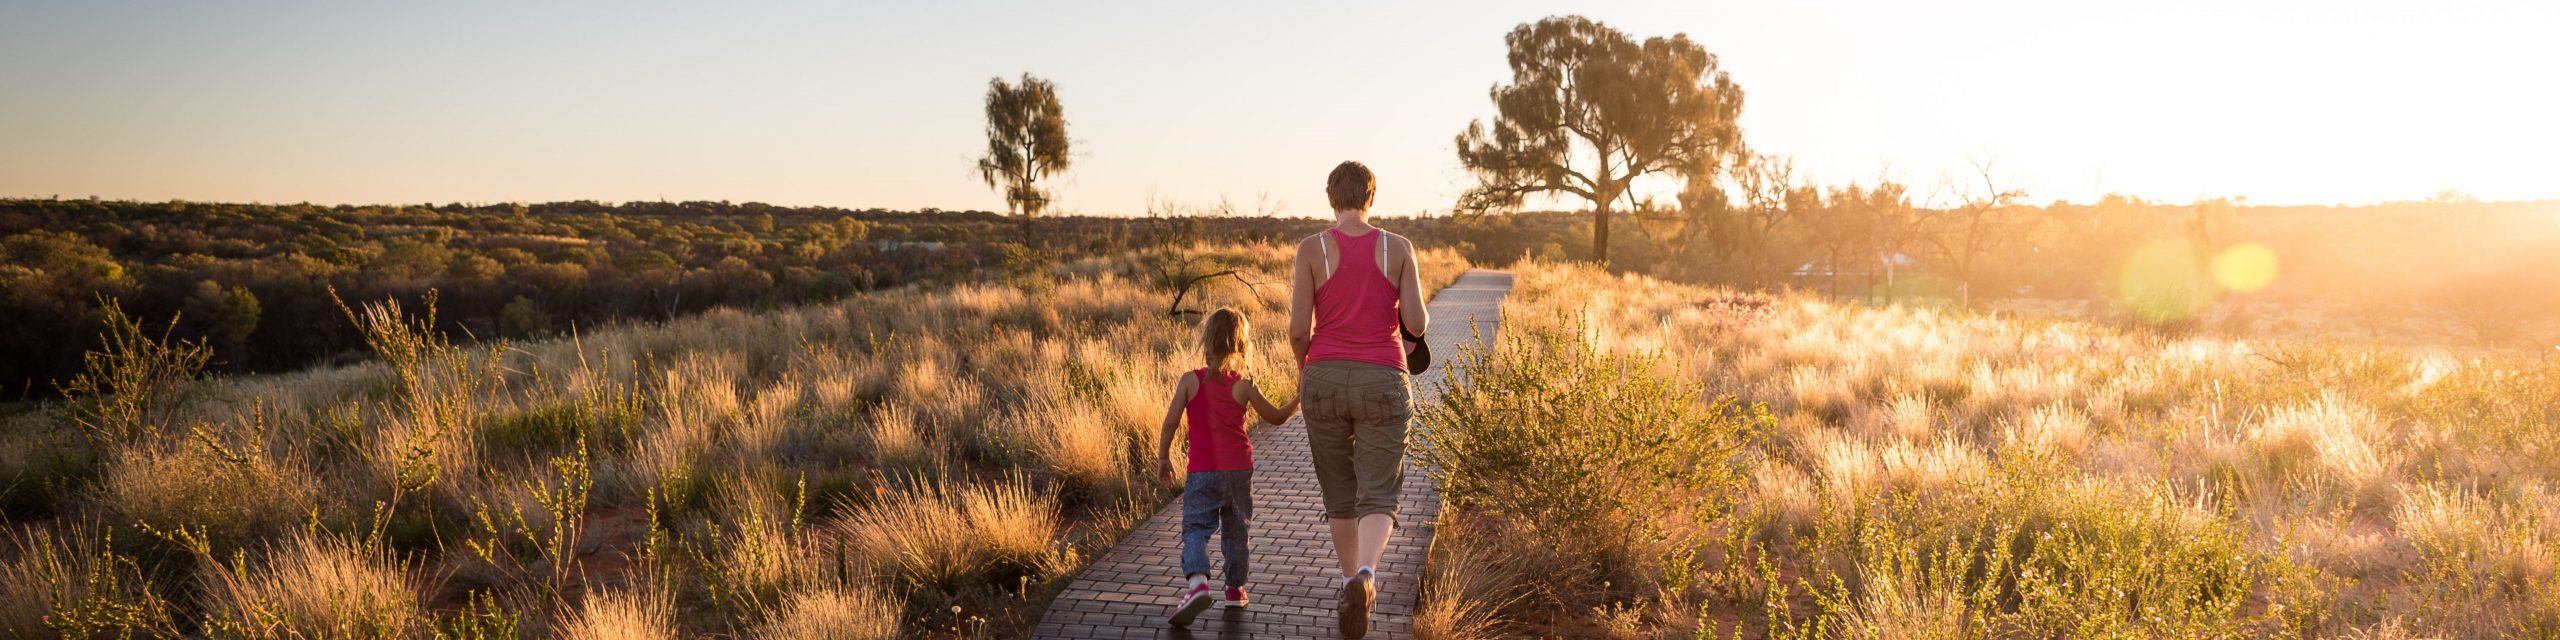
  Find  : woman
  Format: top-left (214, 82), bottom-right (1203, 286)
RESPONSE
top-left (1288, 160), bottom-right (1427, 639)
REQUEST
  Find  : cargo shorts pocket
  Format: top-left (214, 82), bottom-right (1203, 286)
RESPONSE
top-left (1358, 378), bottom-right (1410, 419)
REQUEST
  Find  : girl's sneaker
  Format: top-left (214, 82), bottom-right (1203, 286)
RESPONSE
top-left (1224, 586), bottom-right (1250, 608)
top-left (1169, 582), bottom-right (1216, 627)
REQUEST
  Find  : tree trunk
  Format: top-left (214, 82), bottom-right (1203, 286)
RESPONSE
top-left (1593, 203), bottom-right (1612, 267)
top-left (1826, 247), bottom-right (1840, 297)
top-left (1956, 259), bottom-right (1973, 308)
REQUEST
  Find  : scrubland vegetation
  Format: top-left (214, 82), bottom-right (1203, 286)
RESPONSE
top-left (0, 197), bottom-right (1347, 398)
top-left (0, 240), bottom-right (1462, 637)
top-left (1418, 259), bottom-right (2560, 639)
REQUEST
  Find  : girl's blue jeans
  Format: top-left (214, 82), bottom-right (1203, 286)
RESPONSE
top-left (1180, 470), bottom-right (1253, 588)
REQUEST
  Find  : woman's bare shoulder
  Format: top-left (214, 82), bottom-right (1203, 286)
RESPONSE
top-left (1391, 232), bottom-right (1417, 252)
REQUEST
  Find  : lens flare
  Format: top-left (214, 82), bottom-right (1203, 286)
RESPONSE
top-left (2211, 242), bottom-right (2279, 293)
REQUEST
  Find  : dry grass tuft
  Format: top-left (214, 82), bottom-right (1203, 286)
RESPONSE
top-left (557, 588), bottom-right (677, 640)
top-left (1025, 399), bottom-right (1128, 497)
top-left (1411, 525), bottom-right (1514, 640)
top-left (833, 477), bottom-right (1062, 593)
top-left (95, 442), bottom-right (318, 552)
top-left (754, 584), bottom-right (903, 640)
top-left (200, 534), bottom-right (423, 638)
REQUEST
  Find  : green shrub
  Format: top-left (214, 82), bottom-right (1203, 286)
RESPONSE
top-left (0, 426), bottom-right (100, 518)
top-left (481, 401), bottom-right (584, 455)
top-left (1418, 315), bottom-right (1761, 613)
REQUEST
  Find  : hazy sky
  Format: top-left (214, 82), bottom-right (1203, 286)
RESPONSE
top-left (4, 1), bottom-right (2555, 215)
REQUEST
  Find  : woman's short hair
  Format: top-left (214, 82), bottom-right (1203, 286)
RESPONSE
top-left (1327, 161), bottom-right (1376, 211)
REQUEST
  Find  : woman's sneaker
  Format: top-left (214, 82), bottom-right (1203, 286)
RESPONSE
top-left (1338, 569), bottom-right (1374, 638)
top-left (1224, 586), bottom-right (1250, 608)
top-left (1169, 582), bottom-right (1216, 627)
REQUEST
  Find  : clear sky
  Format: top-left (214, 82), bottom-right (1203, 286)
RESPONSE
top-left (4, 1), bottom-right (2554, 215)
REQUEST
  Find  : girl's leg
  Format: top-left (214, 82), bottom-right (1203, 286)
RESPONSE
top-left (1179, 474), bottom-right (1221, 581)
top-left (1218, 471), bottom-right (1254, 588)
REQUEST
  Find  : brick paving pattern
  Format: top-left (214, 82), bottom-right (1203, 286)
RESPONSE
top-left (1032, 270), bottom-right (1514, 639)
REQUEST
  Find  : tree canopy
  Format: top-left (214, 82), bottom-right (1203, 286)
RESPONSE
top-left (976, 73), bottom-right (1074, 239)
top-left (1456, 15), bottom-right (1746, 266)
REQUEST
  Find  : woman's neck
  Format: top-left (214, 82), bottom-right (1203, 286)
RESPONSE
top-left (1332, 209), bottom-right (1374, 234)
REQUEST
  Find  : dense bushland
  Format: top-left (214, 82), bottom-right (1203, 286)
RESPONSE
top-left (0, 198), bottom-right (1363, 399)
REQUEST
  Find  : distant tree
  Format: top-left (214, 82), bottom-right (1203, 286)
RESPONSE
top-left (1252, 191), bottom-right (1288, 218)
top-left (1728, 153), bottom-right (1799, 281)
top-left (976, 73), bottom-right (1074, 244)
top-left (1455, 15), bottom-right (1746, 267)
top-left (1863, 181), bottom-right (1920, 300)
top-left (1799, 181), bottom-right (1914, 299)
top-left (1653, 152), bottom-right (1796, 281)
top-left (832, 216), bottom-right (871, 243)
top-left (1799, 186), bottom-right (1859, 296)
top-left (498, 295), bottom-right (551, 338)
top-left (1918, 160), bottom-right (2031, 306)
top-left (180, 280), bottom-right (260, 365)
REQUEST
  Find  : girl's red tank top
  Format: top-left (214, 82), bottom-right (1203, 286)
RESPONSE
top-left (1183, 368), bottom-right (1254, 472)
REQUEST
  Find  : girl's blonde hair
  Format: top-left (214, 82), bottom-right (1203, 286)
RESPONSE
top-left (1198, 308), bottom-right (1251, 375)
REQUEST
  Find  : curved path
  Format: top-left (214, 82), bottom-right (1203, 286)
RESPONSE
top-left (1033, 270), bottom-right (1514, 639)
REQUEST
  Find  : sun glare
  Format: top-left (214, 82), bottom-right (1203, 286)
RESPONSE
top-left (2117, 240), bottom-right (2210, 323)
top-left (2210, 242), bottom-right (2279, 294)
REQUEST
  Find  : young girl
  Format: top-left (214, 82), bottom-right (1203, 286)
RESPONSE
top-left (1155, 307), bottom-right (1298, 627)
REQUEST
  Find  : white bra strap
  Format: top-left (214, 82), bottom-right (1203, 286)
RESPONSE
top-left (1318, 232), bottom-right (1336, 282)
top-left (1376, 232), bottom-right (1392, 287)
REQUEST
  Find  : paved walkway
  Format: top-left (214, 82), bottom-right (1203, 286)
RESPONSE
top-left (1033, 270), bottom-right (1514, 640)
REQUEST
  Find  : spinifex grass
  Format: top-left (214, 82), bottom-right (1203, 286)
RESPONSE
top-left (0, 242), bottom-right (1469, 637)
top-left (1419, 259), bottom-right (2560, 639)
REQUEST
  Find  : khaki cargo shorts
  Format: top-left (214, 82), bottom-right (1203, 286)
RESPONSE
top-left (1301, 359), bottom-right (1411, 519)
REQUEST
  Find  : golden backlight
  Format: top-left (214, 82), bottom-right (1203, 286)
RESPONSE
top-left (2210, 242), bottom-right (2279, 294)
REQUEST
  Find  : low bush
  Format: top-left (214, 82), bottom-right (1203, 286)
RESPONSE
top-left (1418, 315), bottom-right (1762, 617)
top-left (94, 441), bottom-right (318, 556)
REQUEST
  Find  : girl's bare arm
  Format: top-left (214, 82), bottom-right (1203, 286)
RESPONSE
top-left (1156, 372), bottom-right (1198, 480)
top-left (1235, 378), bottom-right (1298, 426)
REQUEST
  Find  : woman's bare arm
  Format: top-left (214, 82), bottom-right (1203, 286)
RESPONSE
top-left (1234, 378), bottom-right (1298, 426)
top-left (1395, 234), bottom-right (1429, 335)
top-left (1289, 235), bottom-right (1321, 364)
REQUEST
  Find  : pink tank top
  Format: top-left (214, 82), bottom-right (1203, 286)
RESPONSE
top-left (1303, 228), bottom-right (1406, 372)
top-left (1184, 368), bottom-right (1254, 472)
